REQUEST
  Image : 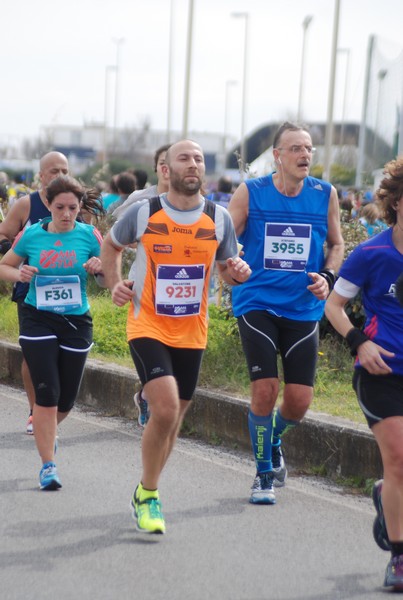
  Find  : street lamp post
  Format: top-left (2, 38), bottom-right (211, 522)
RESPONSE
top-left (337, 47), bottom-right (350, 147)
top-left (356, 35), bottom-right (375, 189)
top-left (103, 65), bottom-right (117, 168)
top-left (297, 15), bottom-right (313, 122)
top-left (167, 0), bottom-right (175, 142)
top-left (399, 75), bottom-right (403, 155)
top-left (182, 0), bottom-right (195, 138)
top-left (323, 0), bottom-right (341, 182)
top-left (231, 11), bottom-right (249, 179)
top-left (112, 37), bottom-right (125, 153)
top-left (373, 68), bottom-right (388, 166)
top-left (223, 80), bottom-right (237, 167)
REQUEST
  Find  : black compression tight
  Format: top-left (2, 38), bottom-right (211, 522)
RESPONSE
top-left (20, 336), bottom-right (89, 412)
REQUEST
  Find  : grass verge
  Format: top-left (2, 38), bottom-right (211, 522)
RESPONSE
top-left (0, 293), bottom-right (365, 425)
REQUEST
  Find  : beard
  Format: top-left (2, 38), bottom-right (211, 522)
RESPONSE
top-left (169, 170), bottom-right (202, 196)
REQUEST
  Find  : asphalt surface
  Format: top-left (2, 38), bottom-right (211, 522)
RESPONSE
top-left (0, 382), bottom-right (393, 600)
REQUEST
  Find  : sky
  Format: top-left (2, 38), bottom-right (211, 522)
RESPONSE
top-left (2, 0), bottom-right (403, 150)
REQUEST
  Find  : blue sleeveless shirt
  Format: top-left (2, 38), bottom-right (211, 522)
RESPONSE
top-left (25, 191), bottom-right (51, 226)
top-left (232, 174), bottom-right (331, 321)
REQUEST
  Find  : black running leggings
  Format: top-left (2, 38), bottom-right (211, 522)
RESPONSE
top-left (20, 336), bottom-right (90, 412)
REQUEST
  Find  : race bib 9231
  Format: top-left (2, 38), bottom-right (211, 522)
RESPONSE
top-left (155, 264), bottom-right (205, 316)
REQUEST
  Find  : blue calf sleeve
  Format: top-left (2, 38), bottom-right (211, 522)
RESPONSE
top-left (248, 410), bottom-right (273, 473)
top-left (272, 408), bottom-right (298, 445)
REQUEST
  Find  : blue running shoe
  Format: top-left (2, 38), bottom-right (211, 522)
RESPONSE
top-left (372, 479), bottom-right (390, 551)
top-left (272, 441), bottom-right (287, 488)
top-left (384, 555), bottom-right (403, 590)
top-left (133, 390), bottom-right (150, 428)
top-left (249, 472), bottom-right (276, 504)
top-left (39, 462), bottom-right (62, 491)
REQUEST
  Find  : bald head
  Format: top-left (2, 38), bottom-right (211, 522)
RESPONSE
top-left (39, 151), bottom-right (68, 172)
top-left (165, 140), bottom-right (204, 166)
top-left (163, 139), bottom-right (205, 198)
top-left (39, 152), bottom-right (69, 190)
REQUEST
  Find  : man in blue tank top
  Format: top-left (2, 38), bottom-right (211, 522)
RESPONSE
top-left (228, 122), bottom-right (344, 504)
top-left (0, 151), bottom-right (69, 434)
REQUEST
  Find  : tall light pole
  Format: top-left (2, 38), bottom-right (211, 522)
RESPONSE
top-left (323, 0), bottom-right (341, 182)
top-left (103, 65), bottom-right (117, 168)
top-left (182, 0), bottom-right (195, 138)
top-left (356, 35), bottom-right (375, 188)
top-left (399, 74), bottom-right (403, 155)
top-left (167, 0), bottom-right (175, 142)
top-left (373, 68), bottom-right (388, 166)
top-left (337, 47), bottom-right (350, 147)
top-left (231, 11), bottom-right (249, 179)
top-left (112, 37), bottom-right (125, 153)
top-left (297, 15), bottom-right (313, 123)
top-left (223, 80), bottom-right (237, 171)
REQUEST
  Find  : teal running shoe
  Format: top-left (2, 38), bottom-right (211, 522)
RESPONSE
top-left (39, 462), bottom-right (62, 491)
top-left (133, 391), bottom-right (150, 428)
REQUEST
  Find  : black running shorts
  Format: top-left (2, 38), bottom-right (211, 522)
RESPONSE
top-left (18, 302), bottom-right (93, 411)
top-left (237, 310), bottom-right (319, 386)
top-left (128, 337), bottom-right (204, 401)
top-left (353, 367), bottom-right (403, 428)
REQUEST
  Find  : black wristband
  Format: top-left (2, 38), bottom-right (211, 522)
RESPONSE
top-left (231, 277), bottom-right (244, 285)
top-left (319, 269), bottom-right (336, 291)
top-left (345, 327), bottom-right (370, 356)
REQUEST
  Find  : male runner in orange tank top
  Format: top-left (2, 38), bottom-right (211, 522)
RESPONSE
top-left (101, 139), bottom-right (251, 534)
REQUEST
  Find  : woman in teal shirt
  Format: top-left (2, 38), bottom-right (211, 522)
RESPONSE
top-left (0, 175), bottom-right (105, 491)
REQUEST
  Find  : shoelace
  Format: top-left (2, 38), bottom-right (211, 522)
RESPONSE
top-left (147, 498), bottom-right (163, 519)
top-left (41, 465), bottom-right (55, 478)
top-left (261, 473), bottom-right (274, 488)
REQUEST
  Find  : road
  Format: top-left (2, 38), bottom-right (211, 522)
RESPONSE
top-left (0, 382), bottom-right (390, 600)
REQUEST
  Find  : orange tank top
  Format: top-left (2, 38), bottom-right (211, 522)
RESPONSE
top-left (126, 198), bottom-right (219, 349)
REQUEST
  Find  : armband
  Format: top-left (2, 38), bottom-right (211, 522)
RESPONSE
top-left (231, 277), bottom-right (244, 285)
top-left (319, 269), bottom-right (336, 291)
top-left (345, 327), bottom-right (370, 356)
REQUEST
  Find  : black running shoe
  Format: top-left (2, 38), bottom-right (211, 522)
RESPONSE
top-left (372, 479), bottom-right (390, 551)
top-left (272, 441), bottom-right (287, 488)
top-left (249, 472), bottom-right (276, 504)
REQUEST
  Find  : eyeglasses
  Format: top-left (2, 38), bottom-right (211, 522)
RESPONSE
top-left (277, 145), bottom-right (316, 154)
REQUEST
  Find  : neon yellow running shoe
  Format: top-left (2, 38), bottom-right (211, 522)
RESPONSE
top-left (130, 484), bottom-right (166, 534)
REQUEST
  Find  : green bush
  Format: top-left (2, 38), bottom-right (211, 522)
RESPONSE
top-left (198, 304), bottom-right (249, 391)
top-left (0, 292), bottom-right (364, 423)
top-left (90, 292), bottom-right (130, 358)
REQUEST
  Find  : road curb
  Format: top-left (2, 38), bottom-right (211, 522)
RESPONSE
top-left (0, 340), bottom-right (382, 480)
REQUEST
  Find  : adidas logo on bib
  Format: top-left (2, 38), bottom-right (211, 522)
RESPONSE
top-left (175, 268), bottom-right (190, 279)
top-left (281, 226), bottom-right (295, 236)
